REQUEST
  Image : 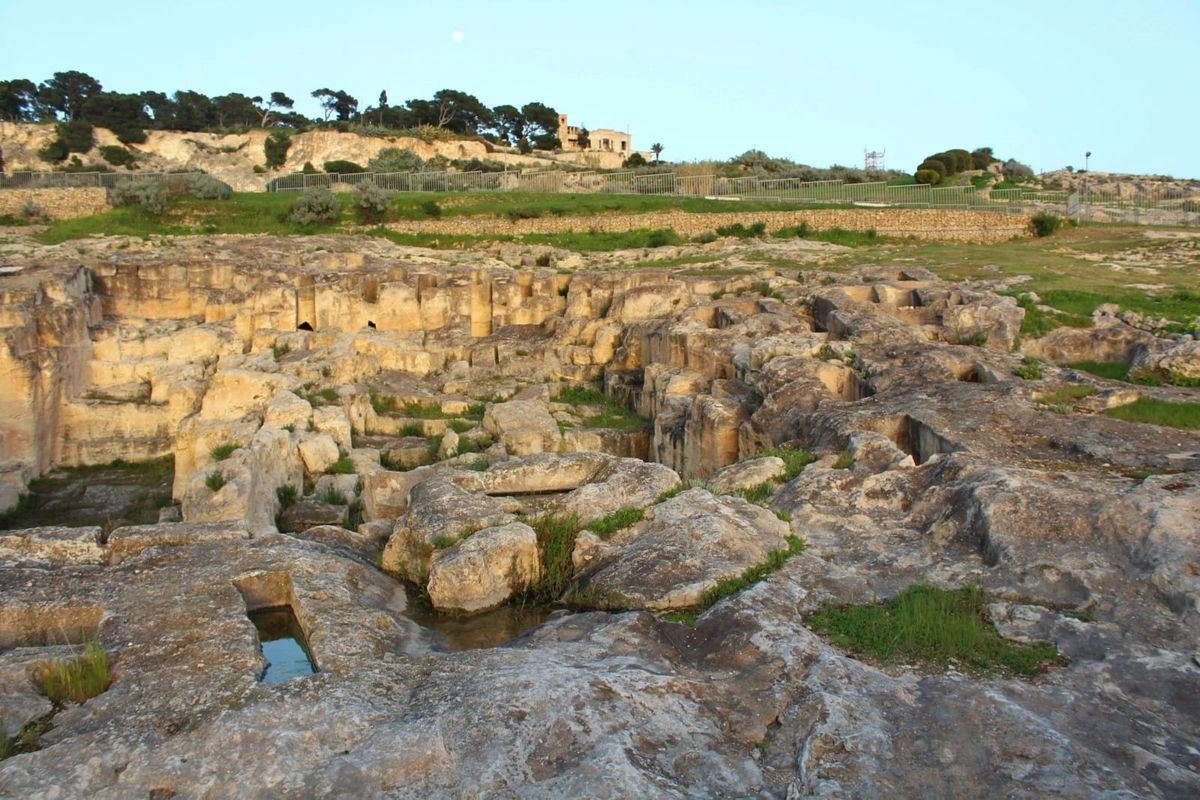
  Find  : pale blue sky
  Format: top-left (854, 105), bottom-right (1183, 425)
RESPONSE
top-left (2, 0), bottom-right (1196, 177)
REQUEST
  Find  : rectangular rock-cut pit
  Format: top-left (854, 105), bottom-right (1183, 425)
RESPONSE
top-left (233, 571), bottom-right (317, 682)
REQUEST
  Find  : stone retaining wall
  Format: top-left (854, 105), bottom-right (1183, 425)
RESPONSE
top-left (386, 208), bottom-right (1033, 243)
top-left (0, 187), bottom-right (110, 220)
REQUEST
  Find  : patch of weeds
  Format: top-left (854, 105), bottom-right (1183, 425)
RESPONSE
top-left (272, 342), bottom-right (290, 361)
top-left (210, 442), bottom-right (237, 461)
top-left (370, 393), bottom-right (398, 414)
top-left (1012, 356), bottom-right (1043, 380)
top-left (398, 422), bottom-right (423, 437)
top-left (346, 500), bottom-right (363, 531)
top-left (36, 641), bottom-right (111, 704)
top-left (584, 408), bottom-right (648, 432)
top-left (402, 403), bottom-right (452, 419)
top-left (321, 485), bottom-right (348, 506)
top-left (715, 221), bottom-right (767, 239)
top-left (205, 472), bottom-right (226, 491)
top-left (553, 386), bottom-right (608, 404)
top-left (806, 584), bottom-right (1064, 677)
top-left (701, 535), bottom-right (805, 607)
top-left (656, 484), bottom-right (687, 503)
top-left (754, 447), bottom-right (815, 480)
top-left (455, 437), bottom-right (483, 456)
top-left (557, 420), bottom-right (575, 433)
top-left (710, 289), bottom-right (726, 300)
top-left (448, 419), bottom-right (474, 433)
top-left (809, 227), bottom-right (877, 247)
top-left (1105, 397), bottom-right (1200, 429)
top-left (832, 450), bottom-right (854, 470)
top-left (522, 513), bottom-right (583, 604)
top-left (951, 330), bottom-right (989, 347)
top-left (775, 509), bottom-right (792, 522)
top-left (586, 507), bottom-right (644, 539)
top-left (276, 484), bottom-right (298, 508)
top-left (468, 456), bottom-right (490, 471)
top-left (813, 344), bottom-right (840, 361)
top-left (1036, 384), bottom-right (1097, 408)
top-left (751, 280), bottom-right (784, 301)
top-left (739, 482), bottom-right (774, 505)
top-left (326, 457), bottom-right (355, 475)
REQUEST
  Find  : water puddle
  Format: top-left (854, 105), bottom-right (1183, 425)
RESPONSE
top-left (248, 606), bottom-right (317, 682)
top-left (402, 585), bottom-right (561, 651)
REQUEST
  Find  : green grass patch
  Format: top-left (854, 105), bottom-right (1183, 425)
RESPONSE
top-left (806, 584), bottom-right (1063, 677)
top-left (832, 450), bottom-right (854, 469)
top-left (36, 641), bottom-right (111, 704)
top-left (585, 507), bottom-right (644, 538)
top-left (1012, 356), bottom-right (1044, 380)
top-left (809, 227), bottom-right (878, 247)
top-left (1037, 384), bottom-right (1097, 407)
top-left (272, 342), bottom-right (290, 361)
top-left (205, 472), bottom-right (225, 491)
top-left (739, 482), bottom-right (774, 504)
top-left (523, 513), bottom-right (583, 604)
top-left (1066, 360), bottom-right (1129, 381)
top-left (370, 393), bottom-right (398, 414)
top-left (1105, 397), bottom-right (1200, 429)
top-left (210, 442), bottom-right (238, 461)
top-left (583, 408), bottom-right (648, 431)
top-left (701, 535), bottom-right (805, 607)
top-left (326, 456), bottom-right (355, 475)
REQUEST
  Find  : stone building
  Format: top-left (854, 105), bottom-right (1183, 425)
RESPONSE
top-left (557, 115), bottom-right (632, 155)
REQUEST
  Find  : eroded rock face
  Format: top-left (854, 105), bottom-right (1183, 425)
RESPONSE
top-left (2, 235), bottom-right (1199, 797)
top-left (572, 488), bottom-right (791, 609)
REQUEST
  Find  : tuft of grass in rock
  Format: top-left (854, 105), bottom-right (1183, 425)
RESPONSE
top-left (271, 342), bottom-right (290, 361)
top-left (322, 485), bottom-right (348, 506)
top-left (370, 393), bottom-right (398, 414)
top-left (754, 446), bottom-right (816, 480)
top-left (1105, 397), bottom-right (1200, 429)
top-left (36, 641), bottom-right (111, 704)
top-left (553, 386), bottom-right (607, 405)
top-left (832, 450), bottom-right (854, 469)
top-left (806, 584), bottom-right (1064, 677)
top-left (1012, 356), bottom-right (1043, 380)
top-left (398, 422), bottom-right (423, 437)
top-left (326, 457), bottom-right (355, 475)
top-left (701, 535), bottom-right (805, 607)
top-left (205, 472), bottom-right (225, 491)
top-left (210, 443), bottom-right (237, 461)
top-left (276, 484), bottom-right (297, 508)
top-left (586, 507), bottom-right (644, 539)
top-left (523, 513), bottom-right (582, 604)
top-left (318, 387), bottom-right (339, 403)
top-left (468, 456), bottom-right (490, 471)
top-left (448, 419), bottom-right (474, 433)
top-left (739, 482), bottom-right (774, 505)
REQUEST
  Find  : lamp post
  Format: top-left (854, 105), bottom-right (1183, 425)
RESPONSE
top-left (1083, 151), bottom-right (1092, 221)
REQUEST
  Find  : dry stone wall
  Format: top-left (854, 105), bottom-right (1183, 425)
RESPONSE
top-left (387, 207), bottom-right (1033, 243)
top-left (0, 187), bottom-right (109, 220)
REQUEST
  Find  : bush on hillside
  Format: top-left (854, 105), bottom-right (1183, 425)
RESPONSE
top-left (323, 160), bottom-right (366, 174)
top-left (288, 187), bottom-right (340, 226)
top-left (367, 147), bottom-right (425, 173)
top-left (99, 145), bottom-right (137, 168)
top-left (57, 120), bottom-right (95, 153)
top-left (110, 174), bottom-right (232, 215)
top-left (264, 130), bottom-right (291, 169)
top-left (351, 183), bottom-right (394, 224)
top-left (914, 169), bottom-right (942, 186)
top-left (1030, 212), bottom-right (1063, 237)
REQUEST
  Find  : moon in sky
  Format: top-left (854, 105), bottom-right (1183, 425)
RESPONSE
top-left (451, 31), bottom-right (464, 42)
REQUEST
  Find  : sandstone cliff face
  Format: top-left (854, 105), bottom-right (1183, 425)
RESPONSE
top-left (0, 124), bottom-right (553, 191)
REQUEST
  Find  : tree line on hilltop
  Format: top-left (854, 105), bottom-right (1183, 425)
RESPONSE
top-left (0, 71), bottom-right (564, 158)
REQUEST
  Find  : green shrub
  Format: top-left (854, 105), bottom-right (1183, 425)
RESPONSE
top-left (210, 443), bottom-right (237, 461)
top-left (264, 131), bottom-right (291, 169)
top-left (525, 513), bottom-right (583, 603)
top-left (276, 484), bottom-right (298, 508)
top-left (739, 482), bottom-right (774, 504)
top-left (754, 447), bottom-right (815, 480)
top-left (368, 147), bottom-right (425, 173)
top-left (38, 138), bottom-right (70, 163)
top-left (715, 221), bottom-right (767, 239)
top-left (288, 188), bottom-right (340, 226)
top-left (807, 584), bottom-right (1062, 676)
top-left (272, 342), bottom-right (290, 360)
top-left (302, 161), bottom-right (318, 175)
top-left (109, 174), bottom-right (232, 215)
top-left (36, 641), bottom-right (110, 704)
top-left (915, 168), bottom-right (941, 186)
top-left (323, 160), bottom-right (366, 174)
top-left (351, 183), bottom-right (394, 224)
top-left (645, 229), bottom-right (676, 248)
top-left (1031, 212), bottom-right (1063, 237)
top-left (419, 199), bottom-right (442, 218)
top-left (205, 472), bottom-right (226, 491)
top-left (99, 145), bottom-right (136, 168)
top-left (57, 120), bottom-right (95, 153)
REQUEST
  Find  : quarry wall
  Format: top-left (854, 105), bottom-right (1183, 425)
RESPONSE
top-left (0, 187), bottom-right (110, 220)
